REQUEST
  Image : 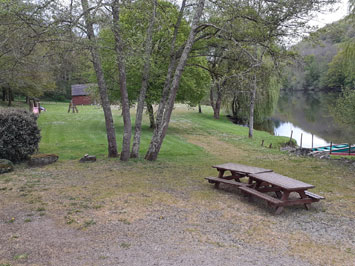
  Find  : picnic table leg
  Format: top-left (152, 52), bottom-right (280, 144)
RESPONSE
top-left (217, 170), bottom-right (225, 179)
top-left (298, 190), bottom-right (310, 210)
top-left (253, 180), bottom-right (262, 189)
top-left (275, 191), bottom-right (290, 215)
top-left (231, 171), bottom-right (241, 182)
top-left (275, 191), bottom-right (282, 199)
top-left (214, 182), bottom-right (220, 189)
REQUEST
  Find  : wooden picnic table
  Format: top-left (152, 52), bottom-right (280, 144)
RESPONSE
top-left (212, 163), bottom-right (272, 181)
top-left (206, 163), bottom-right (324, 214)
top-left (246, 172), bottom-right (322, 214)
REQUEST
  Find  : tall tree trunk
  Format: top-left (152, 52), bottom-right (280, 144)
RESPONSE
top-left (131, 0), bottom-right (157, 158)
top-left (249, 74), bottom-right (257, 138)
top-left (154, 0), bottom-right (186, 132)
top-left (210, 83), bottom-right (222, 119)
top-left (8, 88), bottom-right (12, 106)
top-left (81, 0), bottom-right (118, 158)
top-left (209, 86), bottom-right (215, 113)
top-left (198, 103), bottom-right (202, 113)
top-left (10, 89), bottom-right (14, 102)
top-left (145, 0), bottom-right (206, 161)
top-left (231, 95), bottom-right (237, 117)
top-left (146, 102), bottom-right (155, 129)
top-left (2, 87), bottom-right (6, 102)
top-left (112, 0), bottom-right (132, 161)
top-left (214, 89), bottom-right (222, 119)
top-left (29, 100), bottom-right (34, 112)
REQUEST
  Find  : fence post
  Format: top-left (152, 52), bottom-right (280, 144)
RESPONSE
top-left (289, 130), bottom-right (293, 145)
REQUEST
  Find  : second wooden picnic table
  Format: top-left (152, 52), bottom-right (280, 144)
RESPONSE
top-left (206, 163), bottom-right (324, 214)
top-left (212, 163), bottom-right (272, 182)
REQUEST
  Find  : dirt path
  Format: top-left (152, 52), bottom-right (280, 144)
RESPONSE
top-left (186, 135), bottom-right (249, 159)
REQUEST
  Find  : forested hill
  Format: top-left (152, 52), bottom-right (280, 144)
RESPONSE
top-left (283, 16), bottom-right (355, 91)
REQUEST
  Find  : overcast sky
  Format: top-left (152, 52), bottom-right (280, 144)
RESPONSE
top-left (173, 0), bottom-right (349, 27)
top-left (308, 0), bottom-right (349, 27)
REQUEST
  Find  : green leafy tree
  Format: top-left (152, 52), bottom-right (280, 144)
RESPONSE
top-left (334, 88), bottom-right (355, 125)
top-left (330, 1), bottom-right (355, 127)
top-left (200, 0), bottom-right (328, 136)
top-left (98, 0), bottom-right (209, 108)
top-left (0, 0), bottom-right (56, 104)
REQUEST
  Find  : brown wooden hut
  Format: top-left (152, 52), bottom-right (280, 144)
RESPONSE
top-left (71, 84), bottom-right (96, 105)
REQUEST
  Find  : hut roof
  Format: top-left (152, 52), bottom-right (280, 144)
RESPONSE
top-left (71, 84), bottom-right (96, 96)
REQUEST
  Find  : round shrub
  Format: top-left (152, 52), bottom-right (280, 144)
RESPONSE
top-left (0, 108), bottom-right (41, 162)
top-left (0, 159), bottom-right (14, 174)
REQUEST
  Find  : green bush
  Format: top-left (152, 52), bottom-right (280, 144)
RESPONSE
top-left (0, 108), bottom-right (41, 162)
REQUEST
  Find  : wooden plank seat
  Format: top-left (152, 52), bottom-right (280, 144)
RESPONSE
top-left (205, 177), bottom-right (251, 188)
top-left (305, 191), bottom-right (325, 201)
top-left (239, 186), bottom-right (283, 206)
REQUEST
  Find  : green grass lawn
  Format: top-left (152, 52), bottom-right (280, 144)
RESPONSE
top-left (34, 102), bottom-right (354, 204)
top-left (36, 102), bottom-right (290, 161)
top-left (37, 102), bottom-right (355, 206)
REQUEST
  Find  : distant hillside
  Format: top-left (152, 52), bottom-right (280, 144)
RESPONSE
top-left (283, 17), bottom-right (355, 91)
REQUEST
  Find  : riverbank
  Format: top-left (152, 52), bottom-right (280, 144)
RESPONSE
top-left (272, 90), bottom-right (355, 145)
top-left (0, 103), bottom-right (354, 265)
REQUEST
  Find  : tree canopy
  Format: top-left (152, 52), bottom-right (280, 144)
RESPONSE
top-left (1, 0), bottom-right (345, 159)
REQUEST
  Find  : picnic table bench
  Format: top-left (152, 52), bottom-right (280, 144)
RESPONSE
top-left (206, 163), bottom-right (324, 214)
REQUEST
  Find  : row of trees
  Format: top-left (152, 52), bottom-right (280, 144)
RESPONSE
top-left (334, 0), bottom-right (355, 125)
top-left (0, 0), bottom-right (55, 103)
top-left (1, 0), bottom-right (338, 160)
top-left (281, 1), bottom-right (354, 126)
top-left (283, 15), bottom-right (355, 91)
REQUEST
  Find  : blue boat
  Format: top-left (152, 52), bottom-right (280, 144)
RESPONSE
top-left (312, 144), bottom-right (355, 155)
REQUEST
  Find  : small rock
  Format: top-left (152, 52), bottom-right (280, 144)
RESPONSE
top-left (79, 154), bottom-right (96, 163)
top-left (310, 151), bottom-right (329, 158)
top-left (0, 159), bottom-right (14, 174)
top-left (28, 154), bottom-right (59, 167)
top-left (290, 148), bottom-right (312, 156)
top-left (319, 154), bottom-right (330, 160)
top-left (280, 146), bottom-right (296, 152)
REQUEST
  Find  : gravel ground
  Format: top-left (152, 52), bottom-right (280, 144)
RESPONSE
top-left (0, 205), bottom-right (313, 266)
top-left (1, 176), bottom-right (354, 266)
top-left (1, 132), bottom-right (354, 266)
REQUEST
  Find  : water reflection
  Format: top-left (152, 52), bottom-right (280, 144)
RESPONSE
top-left (256, 90), bottom-right (355, 145)
top-left (274, 121), bottom-right (329, 148)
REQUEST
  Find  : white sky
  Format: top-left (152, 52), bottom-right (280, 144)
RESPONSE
top-left (175, 0), bottom-right (349, 27)
top-left (308, 0), bottom-right (349, 27)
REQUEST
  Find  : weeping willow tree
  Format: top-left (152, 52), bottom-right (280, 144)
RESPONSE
top-left (226, 58), bottom-right (281, 126)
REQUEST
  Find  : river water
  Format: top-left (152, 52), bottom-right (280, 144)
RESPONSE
top-left (258, 91), bottom-right (355, 148)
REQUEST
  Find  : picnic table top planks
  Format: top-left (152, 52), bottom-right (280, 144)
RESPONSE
top-left (212, 163), bottom-right (272, 174)
top-left (249, 172), bottom-right (315, 191)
